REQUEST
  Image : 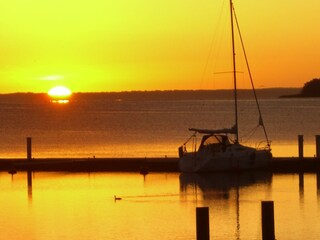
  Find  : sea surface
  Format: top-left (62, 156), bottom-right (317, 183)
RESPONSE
top-left (0, 93), bottom-right (319, 158)
top-left (1, 93), bottom-right (320, 239)
top-left (1, 171), bottom-right (320, 240)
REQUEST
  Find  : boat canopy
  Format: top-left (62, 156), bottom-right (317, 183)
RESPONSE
top-left (189, 125), bottom-right (237, 135)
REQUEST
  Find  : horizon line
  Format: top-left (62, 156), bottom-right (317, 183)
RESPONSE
top-left (0, 87), bottom-right (301, 95)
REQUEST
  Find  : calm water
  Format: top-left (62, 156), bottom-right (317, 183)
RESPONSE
top-left (1, 96), bottom-right (319, 239)
top-left (0, 96), bottom-right (319, 158)
top-left (0, 172), bottom-right (319, 240)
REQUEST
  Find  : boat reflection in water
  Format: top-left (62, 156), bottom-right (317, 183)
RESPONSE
top-left (180, 171), bottom-right (272, 195)
top-left (180, 171), bottom-right (272, 239)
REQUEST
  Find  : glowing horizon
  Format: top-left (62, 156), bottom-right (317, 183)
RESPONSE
top-left (0, 0), bottom-right (319, 93)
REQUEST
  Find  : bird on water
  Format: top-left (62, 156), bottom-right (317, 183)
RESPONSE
top-left (114, 195), bottom-right (122, 201)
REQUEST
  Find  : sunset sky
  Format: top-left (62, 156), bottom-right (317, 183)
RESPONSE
top-left (0, 0), bottom-right (319, 93)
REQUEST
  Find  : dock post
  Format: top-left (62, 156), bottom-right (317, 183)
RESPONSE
top-left (316, 135), bottom-right (320, 158)
top-left (298, 135), bottom-right (304, 159)
top-left (261, 201), bottom-right (275, 240)
top-left (27, 137), bottom-right (32, 160)
top-left (196, 207), bottom-right (210, 240)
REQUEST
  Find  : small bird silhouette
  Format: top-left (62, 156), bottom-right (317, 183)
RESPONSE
top-left (114, 195), bottom-right (122, 201)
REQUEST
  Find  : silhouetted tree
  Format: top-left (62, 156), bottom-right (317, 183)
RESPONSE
top-left (300, 78), bottom-right (320, 97)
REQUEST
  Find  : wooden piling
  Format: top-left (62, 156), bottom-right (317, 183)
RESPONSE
top-left (196, 207), bottom-right (210, 240)
top-left (316, 135), bottom-right (320, 158)
top-left (27, 137), bottom-right (32, 160)
top-left (261, 201), bottom-right (275, 240)
top-left (298, 135), bottom-right (304, 159)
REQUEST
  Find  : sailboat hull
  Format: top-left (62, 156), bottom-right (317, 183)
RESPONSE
top-left (179, 144), bottom-right (272, 173)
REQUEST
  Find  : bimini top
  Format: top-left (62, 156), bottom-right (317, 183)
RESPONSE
top-left (189, 125), bottom-right (237, 135)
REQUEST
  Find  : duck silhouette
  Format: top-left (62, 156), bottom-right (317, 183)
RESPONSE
top-left (114, 195), bottom-right (122, 201)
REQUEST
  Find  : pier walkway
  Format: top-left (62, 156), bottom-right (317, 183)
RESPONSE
top-left (0, 157), bottom-right (320, 173)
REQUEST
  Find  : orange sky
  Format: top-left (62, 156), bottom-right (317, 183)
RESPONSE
top-left (0, 0), bottom-right (319, 93)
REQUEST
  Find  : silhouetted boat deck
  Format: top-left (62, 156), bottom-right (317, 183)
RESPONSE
top-left (0, 157), bottom-right (320, 172)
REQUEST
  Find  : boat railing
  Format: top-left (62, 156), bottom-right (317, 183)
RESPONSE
top-left (179, 133), bottom-right (198, 157)
top-left (255, 140), bottom-right (272, 151)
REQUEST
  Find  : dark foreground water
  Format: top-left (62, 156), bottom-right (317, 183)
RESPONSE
top-left (0, 94), bottom-right (319, 158)
top-left (1, 172), bottom-right (319, 240)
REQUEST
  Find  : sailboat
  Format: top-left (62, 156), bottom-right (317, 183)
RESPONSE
top-left (178, 0), bottom-right (272, 173)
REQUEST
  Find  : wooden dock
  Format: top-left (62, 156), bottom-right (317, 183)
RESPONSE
top-left (0, 157), bottom-right (320, 173)
top-left (0, 157), bottom-right (179, 172)
top-left (0, 136), bottom-right (318, 173)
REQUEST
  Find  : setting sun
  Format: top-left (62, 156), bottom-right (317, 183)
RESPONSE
top-left (48, 86), bottom-right (72, 103)
top-left (48, 86), bottom-right (72, 97)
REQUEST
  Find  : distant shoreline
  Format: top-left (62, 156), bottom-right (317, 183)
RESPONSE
top-left (0, 88), bottom-right (302, 102)
top-left (279, 94), bottom-right (320, 98)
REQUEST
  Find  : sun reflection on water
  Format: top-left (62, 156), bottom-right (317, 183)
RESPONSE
top-left (50, 99), bottom-right (70, 104)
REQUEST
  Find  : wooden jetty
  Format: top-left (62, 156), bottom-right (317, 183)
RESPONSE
top-left (0, 157), bottom-right (179, 172)
top-left (0, 157), bottom-right (320, 173)
top-left (0, 135), bottom-right (319, 173)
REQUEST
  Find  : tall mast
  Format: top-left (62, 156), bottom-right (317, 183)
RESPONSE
top-left (230, 0), bottom-right (239, 143)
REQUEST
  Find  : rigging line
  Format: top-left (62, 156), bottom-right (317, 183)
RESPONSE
top-left (232, 5), bottom-right (271, 148)
top-left (183, 132), bottom-right (196, 146)
top-left (200, 0), bottom-right (227, 89)
top-left (240, 124), bottom-right (260, 144)
top-left (197, 3), bottom-right (227, 119)
top-left (200, 27), bottom-right (216, 87)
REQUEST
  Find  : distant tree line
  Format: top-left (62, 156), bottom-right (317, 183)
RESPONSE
top-left (280, 78), bottom-right (320, 98)
top-left (300, 78), bottom-right (320, 97)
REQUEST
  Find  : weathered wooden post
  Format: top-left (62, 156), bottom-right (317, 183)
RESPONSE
top-left (27, 137), bottom-right (32, 160)
top-left (298, 135), bottom-right (304, 159)
top-left (261, 201), bottom-right (275, 240)
top-left (316, 135), bottom-right (320, 158)
top-left (196, 207), bottom-right (210, 240)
